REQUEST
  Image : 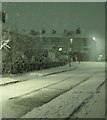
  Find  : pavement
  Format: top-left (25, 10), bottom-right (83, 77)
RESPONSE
top-left (0, 62), bottom-right (78, 86)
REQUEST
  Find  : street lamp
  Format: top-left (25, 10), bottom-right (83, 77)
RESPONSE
top-left (92, 37), bottom-right (97, 61)
top-left (69, 38), bottom-right (73, 50)
top-left (70, 39), bottom-right (73, 44)
top-left (59, 47), bottom-right (62, 52)
top-left (92, 37), bottom-right (96, 41)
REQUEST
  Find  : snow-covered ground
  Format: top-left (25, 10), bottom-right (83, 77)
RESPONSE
top-left (1, 63), bottom-right (77, 85)
top-left (71, 84), bottom-right (105, 118)
top-left (1, 62), bottom-right (105, 119)
top-left (22, 73), bottom-right (105, 118)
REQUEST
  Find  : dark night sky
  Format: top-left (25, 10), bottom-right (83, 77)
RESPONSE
top-left (3, 2), bottom-right (105, 51)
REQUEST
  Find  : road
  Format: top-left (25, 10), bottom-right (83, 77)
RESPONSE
top-left (1, 62), bottom-right (105, 118)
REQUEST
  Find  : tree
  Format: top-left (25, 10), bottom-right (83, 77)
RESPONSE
top-left (2, 11), bottom-right (6, 23)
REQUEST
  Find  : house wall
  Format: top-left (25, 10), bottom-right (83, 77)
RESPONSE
top-left (2, 30), bottom-right (97, 63)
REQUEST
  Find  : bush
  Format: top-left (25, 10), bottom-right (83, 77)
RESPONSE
top-left (2, 53), bottom-right (67, 74)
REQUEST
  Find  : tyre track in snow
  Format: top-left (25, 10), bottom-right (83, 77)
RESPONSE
top-left (9, 75), bottom-right (74, 100)
top-left (4, 74), bottom-right (93, 118)
top-left (9, 73), bottom-right (94, 100)
top-left (65, 94), bottom-right (94, 120)
top-left (21, 73), bottom-right (105, 118)
top-left (16, 73), bottom-right (95, 118)
top-left (2, 62), bottom-right (105, 118)
top-left (65, 80), bottom-right (105, 120)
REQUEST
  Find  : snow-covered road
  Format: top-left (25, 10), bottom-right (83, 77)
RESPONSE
top-left (22, 73), bottom-right (105, 118)
top-left (1, 62), bottom-right (105, 118)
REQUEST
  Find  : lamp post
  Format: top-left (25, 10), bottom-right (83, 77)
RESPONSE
top-left (68, 39), bottom-right (73, 67)
top-left (92, 37), bottom-right (97, 61)
top-left (70, 39), bottom-right (73, 44)
top-left (69, 38), bottom-right (73, 50)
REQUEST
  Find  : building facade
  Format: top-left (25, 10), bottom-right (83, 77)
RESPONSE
top-left (41, 36), bottom-right (97, 61)
top-left (2, 29), bottom-right (97, 65)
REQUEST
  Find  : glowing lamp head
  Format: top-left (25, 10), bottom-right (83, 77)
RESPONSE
top-left (92, 37), bottom-right (95, 40)
top-left (59, 47), bottom-right (62, 51)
